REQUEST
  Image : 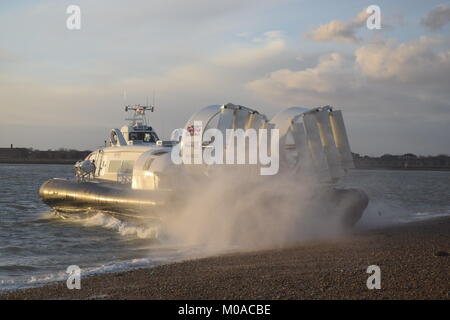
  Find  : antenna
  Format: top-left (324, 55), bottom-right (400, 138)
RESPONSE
top-left (123, 89), bottom-right (127, 102)
top-left (153, 90), bottom-right (164, 139)
top-left (124, 104), bottom-right (154, 127)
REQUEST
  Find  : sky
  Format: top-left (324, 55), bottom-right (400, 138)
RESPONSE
top-left (0, 0), bottom-right (449, 155)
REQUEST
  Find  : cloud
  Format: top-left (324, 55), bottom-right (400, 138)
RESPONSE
top-left (421, 4), bottom-right (450, 31)
top-left (0, 0), bottom-right (282, 83)
top-left (124, 30), bottom-right (287, 96)
top-left (0, 30), bottom-right (289, 149)
top-left (247, 53), bottom-right (356, 95)
top-left (248, 36), bottom-right (450, 103)
top-left (0, 48), bottom-right (21, 63)
top-left (306, 9), bottom-right (369, 43)
top-left (355, 36), bottom-right (450, 82)
top-left (1, 1), bottom-right (449, 155)
top-left (212, 31), bottom-right (285, 68)
top-left (246, 35), bottom-right (450, 155)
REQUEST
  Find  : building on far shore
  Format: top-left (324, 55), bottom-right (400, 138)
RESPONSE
top-left (352, 153), bottom-right (450, 170)
top-left (0, 147), bottom-right (31, 161)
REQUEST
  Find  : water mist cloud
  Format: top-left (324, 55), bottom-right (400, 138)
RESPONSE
top-left (162, 169), bottom-right (352, 254)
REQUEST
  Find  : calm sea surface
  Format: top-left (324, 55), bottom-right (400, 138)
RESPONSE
top-left (0, 164), bottom-right (449, 291)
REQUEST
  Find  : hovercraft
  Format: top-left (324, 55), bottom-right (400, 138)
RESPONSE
top-left (40, 103), bottom-right (368, 227)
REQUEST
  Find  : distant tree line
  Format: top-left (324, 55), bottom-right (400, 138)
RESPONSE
top-left (0, 147), bottom-right (91, 164)
top-left (353, 153), bottom-right (450, 170)
top-left (1, 146), bottom-right (449, 169)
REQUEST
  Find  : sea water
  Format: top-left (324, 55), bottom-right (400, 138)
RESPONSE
top-left (0, 164), bottom-right (449, 292)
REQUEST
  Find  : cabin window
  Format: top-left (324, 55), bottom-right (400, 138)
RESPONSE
top-left (129, 132), bottom-right (139, 141)
top-left (120, 160), bottom-right (134, 174)
top-left (108, 160), bottom-right (122, 173)
top-left (107, 160), bottom-right (134, 174)
top-left (128, 132), bottom-right (158, 143)
top-left (144, 133), bottom-right (153, 143)
top-left (144, 158), bottom-right (154, 170)
top-left (152, 151), bottom-right (168, 156)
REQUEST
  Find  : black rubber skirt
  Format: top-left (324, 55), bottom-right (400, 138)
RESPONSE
top-left (39, 179), bottom-right (170, 214)
top-left (39, 178), bottom-right (368, 227)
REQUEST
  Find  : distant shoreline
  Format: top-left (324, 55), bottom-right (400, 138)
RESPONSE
top-left (0, 160), bottom-right (77, 165)
top-left (0, 148), bottom-right (90, 166)
top-left (1, 148), bottom-right (449, 170)
top-left (1, 161), bottom-right (449, 171)
top-left (352, 167), bottom-right (450, 172)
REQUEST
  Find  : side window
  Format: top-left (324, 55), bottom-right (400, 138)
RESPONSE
top-left (120, 160), bottom-right (134, 174)
top-left (144, 158), bottom-right (154, 170)
top-left (144, 133), bottom-right (153, 143)
top-left (129, 132), bottom-right (138, 140)
top-left (108, 160), bottom-right (122, 173)
top-left (143, 132), bottom-right (158, 143)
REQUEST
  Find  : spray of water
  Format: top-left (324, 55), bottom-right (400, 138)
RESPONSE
top-left (42, 168), bottom-right (369, 255)
top-left (162, 168), bottom-right (355, 254)
top-left (44, 210), bottom-right (161, 240)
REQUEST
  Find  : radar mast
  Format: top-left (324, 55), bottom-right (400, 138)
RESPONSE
top-left (125, 104), bottom-right (154, 127)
